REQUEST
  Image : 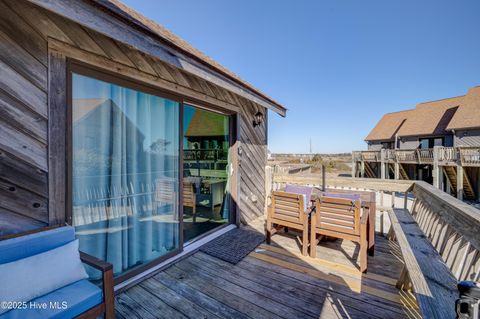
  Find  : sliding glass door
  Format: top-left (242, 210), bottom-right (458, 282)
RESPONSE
top-left (183, 105), bottom-right (231, 242)
top-left (71, 71), bottom-right (181, 278)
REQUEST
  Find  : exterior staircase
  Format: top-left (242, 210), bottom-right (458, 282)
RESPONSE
top-left (398, 164), bottom-right (409, 180)
top-left (364, 162), bottom-right (376, 178)
top-left (443, 166), bottom-right (475, 199)
top-left (388, 163), bottom-right (409, 179)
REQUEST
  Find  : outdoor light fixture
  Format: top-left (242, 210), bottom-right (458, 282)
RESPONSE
top-left (253, 111), bottom-right (264, 127)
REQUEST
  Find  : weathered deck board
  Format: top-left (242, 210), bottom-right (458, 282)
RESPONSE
top-left (116, 232), bottom-right (419, 319)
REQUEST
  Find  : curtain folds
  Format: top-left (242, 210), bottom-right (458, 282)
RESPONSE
top-left (72, 73), bottom-right (180, 277)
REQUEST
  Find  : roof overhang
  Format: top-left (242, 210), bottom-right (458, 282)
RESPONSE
top-left (28, 0), bottom-right (287, 117)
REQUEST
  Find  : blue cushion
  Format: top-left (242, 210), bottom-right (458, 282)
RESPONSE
top-left (0, 280), bottom-right (103, 319)
top-left (0, 226), bottom-right (75, 264)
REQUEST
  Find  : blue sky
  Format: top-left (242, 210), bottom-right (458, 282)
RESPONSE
top-left (122, 0), bottom-right (480, 153)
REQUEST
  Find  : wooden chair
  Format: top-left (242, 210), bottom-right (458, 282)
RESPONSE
top-left (183, 182), bottom-right (197, 222)
top-left (155, 179), bottom-right (196, 221)
top-left (311, 196), bottom-right (369, 272)
top-left (266, 191), bottom-right (310, 256)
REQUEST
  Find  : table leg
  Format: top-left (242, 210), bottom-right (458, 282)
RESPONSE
top-left (368, 202), bottom-right (375, 256)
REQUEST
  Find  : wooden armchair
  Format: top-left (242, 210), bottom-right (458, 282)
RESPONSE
top-left (155, 179), bottom-right (197, 222)
top-left (266, 191), bottom-right (310, 256)
top-left (311, 196), bottom-right (369, 272)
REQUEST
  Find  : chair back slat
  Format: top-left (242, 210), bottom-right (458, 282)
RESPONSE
top-left (315, 196), bottom-right (360, 236)
top-left (155, 178), bottom-right (176, 204)
top-left (271, 191), bottom-right (305, 224)
top-left (285, 185), bottom-right (312, 212)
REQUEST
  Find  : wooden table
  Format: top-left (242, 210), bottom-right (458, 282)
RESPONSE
top-left (311, 187), bottom-right (376, 256)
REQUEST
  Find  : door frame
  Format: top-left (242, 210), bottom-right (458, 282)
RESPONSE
top-left (64, 58), bottom-right (238, 284)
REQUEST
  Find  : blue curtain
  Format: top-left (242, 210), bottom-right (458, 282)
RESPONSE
top-left (71, 73), bottom-right (180, 278)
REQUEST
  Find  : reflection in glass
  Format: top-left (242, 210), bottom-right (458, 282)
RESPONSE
top-left (183, 105), bottom-right (230, 242)
top-left (72, 73), bottom-right (180, 278)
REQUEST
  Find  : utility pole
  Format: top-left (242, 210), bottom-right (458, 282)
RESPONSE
top-left (309, 138), bottom-right (312, 154)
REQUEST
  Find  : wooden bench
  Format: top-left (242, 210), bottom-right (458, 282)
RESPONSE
top-left (388, 208), bottom-right (458, 318)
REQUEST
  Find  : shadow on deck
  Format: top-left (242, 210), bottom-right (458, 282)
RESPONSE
top-left (115, 230), bottom-right (419, 319)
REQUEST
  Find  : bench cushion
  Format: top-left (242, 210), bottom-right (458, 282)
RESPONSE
top-left (0, 239), bottom-right (88, 315)
top-left (0, 279), bottom-right (103, 319)
top-left (0, 226), bottom-right (75, 264)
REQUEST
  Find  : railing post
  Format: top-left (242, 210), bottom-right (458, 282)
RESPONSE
top-left (380, 149), bottom-right (386, 179)
top-left (394, 162), bottom-right (400, 180)
top-left (322, 164), bottom-right (326, 191)
top-left (351, 152), bottom-right (356, 178)
top-left (433, 146), bottom-right (440, 189)
top-left (477, 168), bottom-right (480, 201)
top-left (457, 164), bottom-right (464, 201)
top-left (360, 160), bottom-right (365, 178)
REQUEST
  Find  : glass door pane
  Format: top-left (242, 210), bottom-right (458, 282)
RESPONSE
top-left (183, 105), bottom-right (231, 242)
top-left (71, 72), bottom-right (180, 278)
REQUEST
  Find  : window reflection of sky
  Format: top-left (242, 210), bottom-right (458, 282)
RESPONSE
top-left (72, 73), bottom-right (179, 155)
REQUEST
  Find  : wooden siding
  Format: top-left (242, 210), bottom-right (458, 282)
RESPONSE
top-left (399, 137), bottom-right (419, 150)
top-left (238, 101), bottom-right (267, 224)
top-left (0, 0), bottom-right (267, 232)
top-left (455, 129), bottom-right (480, 147)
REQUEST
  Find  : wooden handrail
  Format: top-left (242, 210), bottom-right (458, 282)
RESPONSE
top-left (272, 175), bottom-right (413, 192)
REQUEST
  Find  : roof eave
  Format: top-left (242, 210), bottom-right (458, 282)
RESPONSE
top-left (28, 0), bottom-right (287, 116)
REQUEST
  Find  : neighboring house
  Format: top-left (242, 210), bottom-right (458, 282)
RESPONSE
top-left (357, 86), bottom-right (480, 201)
top-left (365, 86), bottom-right (480, 150)
top-left (0, 0), bottom-right (286, 286)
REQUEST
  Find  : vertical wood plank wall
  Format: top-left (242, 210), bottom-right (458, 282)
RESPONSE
top-left (0, 0), bottom-right (267, 232)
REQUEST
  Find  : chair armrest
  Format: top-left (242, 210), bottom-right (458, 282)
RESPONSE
top-left (80, 251), bottom-right (113, 272)
top-left (80, 252), bottom-right (115, 319)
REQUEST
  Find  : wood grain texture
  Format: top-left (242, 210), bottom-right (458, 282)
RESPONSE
top-left (0, 0), bottom-right (270, 233)
top-left (0, 150), bottom-right (47, 197)
top-left (0, 1), bottom-right (47, 66)
top-left (0, 208), bottom-right (46, 237)
top-left (0, 178), bottom-right (47, 222)
top-left (47, 51), bottom-right (67, 225)
top-left (115, 232), bottom-right (415, 319)
top-left (389, 208), bottom-right (457, 319)
top-left (27, 0), bottom-right (286, 115)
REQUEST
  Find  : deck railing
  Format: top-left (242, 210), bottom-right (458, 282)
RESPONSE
top-left (459, 147), bottom-right (480, 166)
top-left (385, 149), bottom-right (396, 161)
top-left (438, 147), bottom-right (457, 162)
top-left (352, 151), bottom-right (362, 162)
top-left (395, 149), bottom-right (418, 162)
top-left (355, 146), bottom-right (480, 166)
top-left (360, 151), bottom-right (380, 162)
top-left (266, 172), bottom-right (480, 283)
top-left (417, 148), bottom-right (434, 163)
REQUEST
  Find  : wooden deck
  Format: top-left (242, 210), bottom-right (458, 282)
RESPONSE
top-left (115, 231), bottom-right (420, 319)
